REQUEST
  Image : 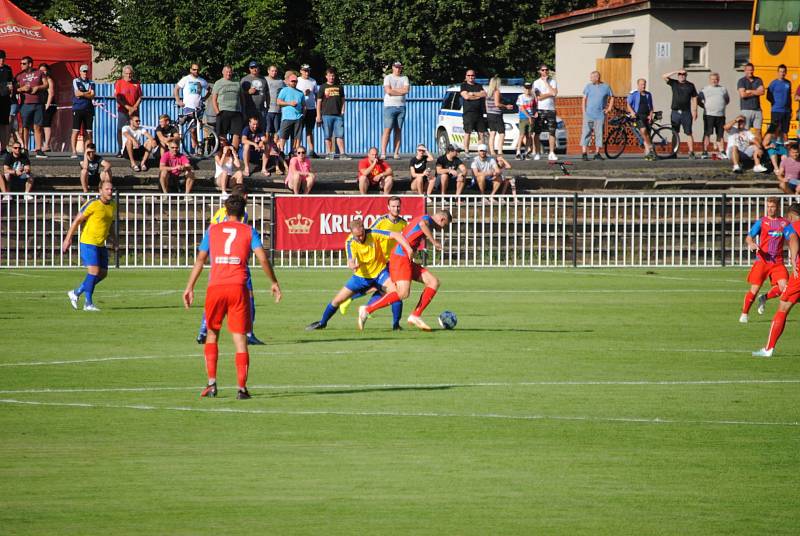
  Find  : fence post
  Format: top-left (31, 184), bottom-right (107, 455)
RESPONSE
top-left (720, 193), bottom-right (727, 267)
top-left (269, 193), bottom-right (276, 265)
top-left (572, 193), bottom-right (578, 268)
top-left (115, 188), bottom-right (120, 269)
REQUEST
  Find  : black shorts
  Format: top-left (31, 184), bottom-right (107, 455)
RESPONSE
top-left (670, 110), bottom-right (693, 135)
top-left (487, 113), bottom-right (504, 133)
top-left (72, 108), bottom-right (94, 131)
top-left (703, 115), bottom-right (724, 138)
top-left (216, 110), bottom-right (244, 140)
top-left (535, 110), bottom-right (557, 135)
top-left (770, 111), bottom-right (791, 136)
top-left (463, 111), bottom-right (487, 133)
top-left (302, 110), bottom-right (317, 134)
top-left (0, 96), bottom-right (9, 125)
top-left (42, 104), bottom-right (57, 128)
top-left (266, 112), bottom-right (281, 134)
top-left (635, 114), bottom-right (651, 130)
top-left (266, 154), bottom-right (285, 171)
top-left (279, 119), bottom-right (302, 141)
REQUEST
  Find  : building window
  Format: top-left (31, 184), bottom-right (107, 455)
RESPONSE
top-left (683, 42), bottom-right (707, 69)
top-left (734, 42), bottom-right (750, 68)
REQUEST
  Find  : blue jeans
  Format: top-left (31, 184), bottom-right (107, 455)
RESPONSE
top-left (322, 115), bottom-right (344, 140)
top-left (383, 106), bottom-right (406, 130)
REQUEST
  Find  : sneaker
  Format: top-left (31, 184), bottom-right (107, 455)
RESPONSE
top-left (247, 333), bottom-right (265, 345)
top-left (688, 152), bottom-right (697, 159)
top-left (220, 192), bottom-right (229, 201)
top-left (83, 303), bottom-right (101, 312)
top-left (236, 388), bottom-right (252, 400)
top-left (70, 153), bottom-right (79, 159)
top-left (339, 297), bottom-right (353, 315)
top-left (325, 153), bottom-right (334, 160)
top-left (357, 305), bottom-right (369, 331)
top-left (733, 164), bottom-right (742, 173)
top-left (305, 321), bottom-right (326, 331)
top-left (548, 152), bottom-right (558, 161)
top-left (339, 154), bottom-right (352, 160)
top-left (67, 290), bottom-right (79, 310)
top-left (35, 149), bottom-right (47, 158)
top-left (752, 347), bottom-right (774, 358)
top-left (392, 324), bottom-right (403, 331)
top-left (701, 151), bottom-right (709, 159)
top-left (533, 153), bottom-right (541, 161)
top-left (720, 152), bottom-right (729, 160)
top-left (593, 153), bottom-right (604, 161)
top-left (752, 164), bottom-right (768, 173)
top-left (200, 382), bottom-right (217, 397)
top-left (756, 294), bottom-right (767, 315)
top-left (739, 313), bottom-right (748, 323)
top-left (581, 153), bottom-right (589, 161)
top-left (515, 153), bottom-right (522, 161)
top-left (196, 332), bottom-right (207, 344)
top-left (1, 195), bottom-right (9, 201)
top-left (24, 194), bottom-right (33, 201)
top-left (407, 314), bottom-right (432, 332)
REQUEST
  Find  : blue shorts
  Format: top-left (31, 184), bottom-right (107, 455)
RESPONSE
top-left (344, 268), bottom-right (390, 293)
top-left (246, 267), bottom-right (253, 291)
top-left (80, 243), bottom-right (109, 269)
top-left (322, 115), bottom-right (344, 140)
top-left (768, 145), bottom-right (788, 157)
top-left (383, 106), bottom-right (406, 130)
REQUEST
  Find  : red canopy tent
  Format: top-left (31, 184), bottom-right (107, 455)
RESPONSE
top-left (0, 0), bottom-right (93, 151)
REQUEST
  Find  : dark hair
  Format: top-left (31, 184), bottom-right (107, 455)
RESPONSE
top-left (0, 50), bottom-right (6, 59)
top-left (744, 62), bottom-right (754, 69)
top-left (86, 143), bottom-right (96, 150)
top-left (224, 195), bottom-right (246, 219)
top-left (388, 195), bottom-right (401, 204)
top-left (350, 218), bottom-right (365, 232)
top-left (248, 115), bottom-right (260, 123)
top-left (39, 63), bottom-right (49, 72)
top-left (779, 64), bottom-right (788, 71)
top-left (231, 184), bottom-right (248, 197)
top-left (21, 55), bottom-right (32, 64)
top-left (788, 203), bottom-right (800, 216)
top-left (130, 113), bottom-right (140, 120)
top-left (326, 67), bottom-right (337, 76)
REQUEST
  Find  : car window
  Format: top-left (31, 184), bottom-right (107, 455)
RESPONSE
top-left (452, 93), bottom-right (463, 110)
top-left (501, 92), bottom-right (521, 113)
top-left (441, 92), bottom-right (456, 110)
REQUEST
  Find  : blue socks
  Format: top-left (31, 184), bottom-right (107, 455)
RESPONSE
top-left (250, 294), bottom-right (256, 325)
top-left (320, 303), bottom-right (338, 326)
top-left (75, 274), bottom-right (99, 305)
top-left (391, 300), bottom-right (403, 328)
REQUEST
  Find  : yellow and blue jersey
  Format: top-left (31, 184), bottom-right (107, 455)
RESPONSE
top-left (370, 215), bottom-right (406, 260)
top-left (78, 198), bottom-right (116, 246)
top-left (211, 207), bottom-right (250, 225)
top-left (346, 229), bottom-right (392, 279)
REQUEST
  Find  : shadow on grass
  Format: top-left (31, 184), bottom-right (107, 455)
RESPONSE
top-left (267, 384), bottom-right (459, 398)
top-left (109, 305), bottom-right (181, 310)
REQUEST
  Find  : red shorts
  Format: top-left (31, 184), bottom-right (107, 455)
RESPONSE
top-left (747, 260), bottom-right (788, 286)
top-left (781, 275), bottom-right (800, 304)
top-left (389, 253), bottom-right (427, 283)
top-left (204, 284), bottom-right (251, 334)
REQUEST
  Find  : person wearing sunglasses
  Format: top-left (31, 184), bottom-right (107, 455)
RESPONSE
top-left (14, 55), bottom-right (48, 157)
top-left (408, 144), bottom-right (433, 194)
top-left (533, 64), bottom-right (559, 162)
top-left (79, 142), bottom-right (112, 193)
top-left (276, 70), bottom-right (305, 154)
top-left (286, 146), bottom-right (316, 194)
top-left (1, 142), bottom-right (34, 200)
top-left (662, 69), bottom-right (698, 158)
top-left (159, 142), bottom-right (196, 194)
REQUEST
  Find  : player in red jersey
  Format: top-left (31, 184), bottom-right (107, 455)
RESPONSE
top-left (357, 209), bottom-right (452, 331)
top-left (740, 197), bottom-right (791, 323)
top-left (754, 203), bottom-right (800, 357)
top-left (183, 195), bottom-right (281, 399)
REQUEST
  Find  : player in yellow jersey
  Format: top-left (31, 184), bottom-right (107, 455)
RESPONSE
top-left (62, 180), bottom-right (117, 312)
top-left (305, 218), bottom-right (412, 330)
top-left (338, 196), bottom-right (408, 325)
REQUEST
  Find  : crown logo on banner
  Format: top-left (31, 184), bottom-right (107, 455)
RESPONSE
top-left (285, 213), bottom-right (313, 234)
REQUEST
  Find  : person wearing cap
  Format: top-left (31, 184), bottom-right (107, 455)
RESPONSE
top-left (663, 69), bottom-right (698, 158)
top-left (515, 82), bottom-right (536, 159)
top-left (434, 144), bottom-right (468, 196)
top-left (317, 67), bottom-right (349, 160)
top-left (241, 61), bottom-right (268, 129)
top-left (381, 61), bottom-right (409, 160)
top-left (470, 144), bottom-right (504, 201)
top-left (460, 69), bottom-right (487, 156)
top-left (212, 65), bottom-right (245, 151)
top-left (408, 144), bottom-right (433, 194)
top-left (358, 146), bottom-right (394, 194)
top-left (0, 50), bottom-right (13, 152)
top-left (174, 63), bottom-right (209, 154)
top-left (15, 55), bottom-right (48, 158)
top-left (296, 64), bottom-right (320, 158)
top-left (580, 70), bottom-right (613, 161)
top-left (71, 64), bottom-right (96, 158)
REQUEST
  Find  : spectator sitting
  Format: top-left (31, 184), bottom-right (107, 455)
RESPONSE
top-left (154, 113), bottom-right (181, 157)
top-left (408, 144), bottom-right (433, 194)
top-left (724, 115), bottom-right (767, 173)
top-left (1, 141), bottom-right (33, 199)
top-left (357, 146), bottom-right (394, 194)
top-left (471, 144), bottom-right (504, 201)
top-left (214, 138), bottom-right (243, 197)
top-left (263, 137), bottom-right (287, 177)
top-left (777, 143), bottom-right (800, 194)
top-left (496, 155), bottom-right (515, 195)
top-left (159, 141), bottom-right (195, 194)
top-left (80, 142), bottom-right (112, 193)
top-left (286, 145), bottom-right (315, 194)
top-left (762, 124), bottom-right (786, 172)
top-left (434, 144), bottom-right (468, 196)
top-left (240, 116), bottom-right (268, 177)
top-left (121, 114), bottom-right (157, 171)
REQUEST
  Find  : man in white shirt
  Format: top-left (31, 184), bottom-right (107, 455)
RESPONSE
top-left (173, 63), bottom-right (208, 153)
top-left (724, 115), bottom-right (767, 173)
top-left (121, 114), bottom-right (157, 172)
top-left (381, 61), bottom-right (409, 160)
top-left (296, 64), bottom-right (320, 157)
top-left (471, 144), bottom-right (504, 199)
top-left (533, 64), bottom-right (559, 161)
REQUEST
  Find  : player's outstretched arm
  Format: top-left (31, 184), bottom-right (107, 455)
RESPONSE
top-left (61, 213), bottom-right (87, 253)
top-left (418, 219), bottom-right (442, 250)
top-left (389, 231), bottom-right (414, 258)
top-left (183, 251), bottom-right (208, 308)
top-left (255, 247), bottom-right (282, 302)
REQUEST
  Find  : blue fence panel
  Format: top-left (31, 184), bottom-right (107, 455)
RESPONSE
top-left (93, 83), bottom-right (447, 155)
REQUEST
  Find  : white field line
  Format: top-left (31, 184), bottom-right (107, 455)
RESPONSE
top-left (0, 398), bottom-right (795, 428)
top-left (1, 378), bottom-right (798, 394)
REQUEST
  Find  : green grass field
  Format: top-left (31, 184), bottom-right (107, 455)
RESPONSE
top-left (1, 267), bottom-right (798, 535)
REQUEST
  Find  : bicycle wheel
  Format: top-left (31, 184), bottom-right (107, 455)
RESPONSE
top-left (181, 122), bottom-right (219, 159)
top-left (603, 126), bottom-right (627, 159)
top-left (651, 126), bottom-right (678, 160)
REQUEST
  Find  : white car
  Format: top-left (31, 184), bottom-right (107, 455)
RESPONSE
top-left (435, 81), bottom-right (568, 154)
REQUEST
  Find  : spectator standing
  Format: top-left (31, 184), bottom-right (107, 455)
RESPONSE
top-left (767, 64), bottom-right (792, 135)
top-left (515, 82), bottom-right (536, 160)
top-left (79, 143), bottom-right (112, 193)
top-left (737, 63), bottom-right (765, 130)
top-left (15, 55), bottom-right (48, 157)
top-left (214, 138), bottom-right (243, 196)
top-left (1, 142), bottom-right (33, 199)
top-left (265, 65), bottom-right (285, 142)
top-left (39, 64), bottom-right (56, 153)
top-left (114, 65), bottom-right (142, 157)
top-left (580, 70), bottom-right (613, 161)
top-left (296, 64), bottom-right (320, 158)
top-left (381, 61), bottom-right (409, 160)
top-left (626, 78), bottom-right (656, 160)
top-left (159, 141), bottom-right (196, 194)
top-left (434, 144), bottom-right (468, 196)
top-left (533, 64), bottom-right (559, 161)
top-left (471, 143), bottom-right (503, 200)
top-left (71, 64), bottom-right (95, 158)
top-left (286, 146), bottom-right (316, 194)
top-left (486, 75), bottom-right (513, 157)
top-left (317, 67), bottom-right (349, 159)
top-left (662, 70), bottom-right (698, 158)
top-left (724, 115), bottom-right (767, 173)
top-left (121, 114), bottom-right (157, 171)
top-left (154, 114), bottom-right (181, 156)
top-left (357, 146), bottom-right (394, 194)
top-left (276, 71), bottom-right (305, 154)
top-left (240, 115), bottom-right (268, 177)
top-left (212, 65), bottom-right (244, 151)
top-left (0, 50), bottom-right (13, 152)
top-left (241, 61), bottom-right (268, 128)
top-left (460, 69), bottom-right (487, 156)
top-left (408, 144), bottom-right (433, 194)
top-left (698, 72), bottom-right (729, 158)
top-left (174, 63), bottom-right (208, 155)
top-left (777, 143), bottom-right (800, 194)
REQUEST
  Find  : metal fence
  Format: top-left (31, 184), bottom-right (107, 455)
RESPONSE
top-left (0, 193), bottom-right (783, 270)
top-left (92, 84), bottom-right (447, 156)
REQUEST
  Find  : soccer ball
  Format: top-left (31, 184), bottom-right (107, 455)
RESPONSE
top-left (438, 310), bottom-right (457, 330)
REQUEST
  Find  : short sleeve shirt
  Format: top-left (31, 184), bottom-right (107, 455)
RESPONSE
top-left (409, 155), bottom-right (428, 174)
top-left (160, 151), bottom-right (189, 176)
top-left (768, 78), bottom-right (792, 113)
top-left (666, 79), bottom-right (697, 111)
top-left (177, 75), bottom-right (208, 109)
top-left (516, 93), bottom-right (535, 119)
top-left (358, 157), bottom-right (389, 180)
top-left (121, 125), bottom-right (147, 144)
top-left (737, 76), bottom-right (764, 111)
top-left (16, 69), bottom-right (45, 104)
top-left (84, 154), bottom-right (106, 176)
top-left (460, 82), bottom-right (485, 114)
top-left (266, 78), bottom-right (285, 113)
top-left (781, 157), bottom-right (800, 180)
top-left (240, 74), bottom-right (268, 114)
top-left (212, 78), bottom-right (241, 112)
top-left (471, 156), bottom-right (498, 174)
top-left (436, 155), bottom-right (462, 171)
top-left (533, 78), bottom-right (558, 111)
top-left (384, 74), bottom-right (410, 107)
top-left (296, 77), bottom-right (319, 110)
top-left (72, 78), bottom-right (95, 111)
top-left (277, 86), bottom-right (305, 120)
top-left (114, 78), bottom-right (142, 113)
top-left (241, 126), bottom-right (266, 145)
top-left (583, 82), bottom-right (612, 119)
top-left (318, 83), bottom-right (344, 116)
top-left (4, 151), bottom-right (29, 171)
top-left (289, 156), bottom-right (312, 174)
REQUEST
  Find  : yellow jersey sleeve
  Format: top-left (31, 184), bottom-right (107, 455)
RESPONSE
top-left (79, 199), bottom-right (116, 246)
top-left (370, 216), bottom-right (407, 260)
top-left (347, 230), bottom-right (389, 279)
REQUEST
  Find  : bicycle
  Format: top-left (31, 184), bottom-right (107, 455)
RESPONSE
top-left (603, 110), bottom-right (679, 160)
top-left (178, 104), bottom-right (219, 159)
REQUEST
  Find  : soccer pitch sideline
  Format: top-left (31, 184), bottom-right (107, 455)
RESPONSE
top-left (0, 268), bottom-right (797, 535)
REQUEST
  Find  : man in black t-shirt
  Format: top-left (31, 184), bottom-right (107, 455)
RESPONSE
top-left (1, 142), bottom-right (33, 198)
top-left (434, 144), bottom-right (468, 196)
top-left (408, 144), bottom-right (433, 194)
top-left (460, 69), bottom-right (487, 155)
top-left (662, 70), bottom-right (698, 158)
top-left (79, 143), bottom-right (112, 193)
top-left (154, 114), bottom-right (181, 156)
top-left (316, 68), bottom-right (349, 160)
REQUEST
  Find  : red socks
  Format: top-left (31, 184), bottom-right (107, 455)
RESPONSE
top-left (413, 287), bottom-right (437, 317)
top-left (742, 291), bottom-right (756, 314)
top-left (767, 286), bottom-right (782, 300)
top-left (235, 352), bottom-right (249, 389)
top-left (204, 343), bottom-right (218, 382)
top-left (766, 310), bottom-right (788, 350)
top-left (366, 291), bottom-right (400, 314)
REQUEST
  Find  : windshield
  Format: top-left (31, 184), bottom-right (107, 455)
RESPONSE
top-left (754, 0), bottom-right (800, 34)
top-left (500, 92), bottom-right (521, 113)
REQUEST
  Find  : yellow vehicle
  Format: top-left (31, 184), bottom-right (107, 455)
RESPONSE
top-left (750, 0), bottom-right (800, 133)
